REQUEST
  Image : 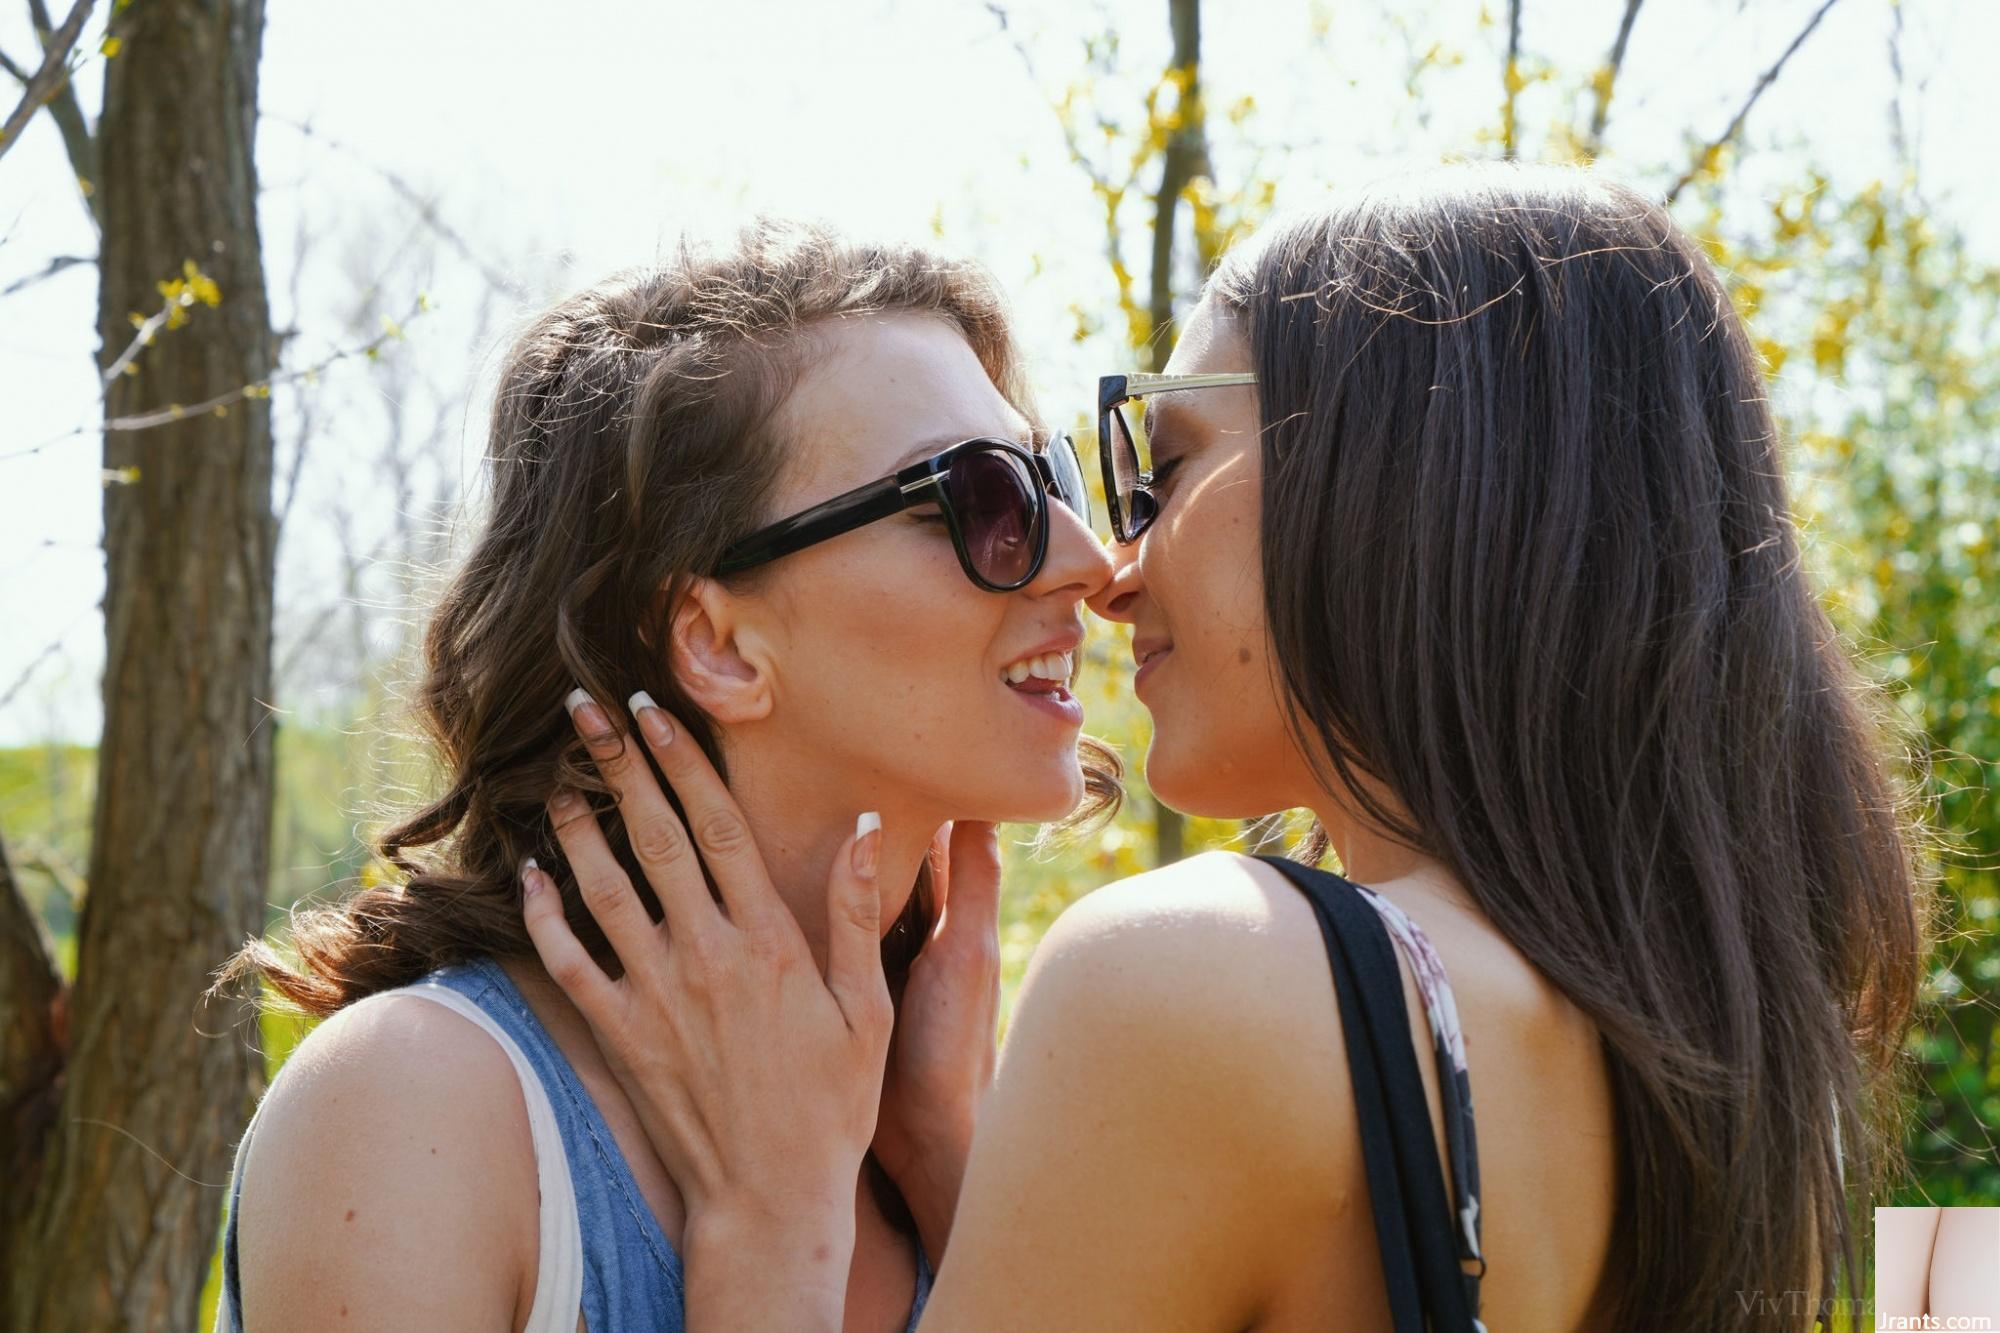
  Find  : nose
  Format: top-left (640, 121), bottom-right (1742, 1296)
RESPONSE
top-left (1028, 499), bottom-right (1113, 604)
top-left (1085, 533), bottom-right (1143, 624)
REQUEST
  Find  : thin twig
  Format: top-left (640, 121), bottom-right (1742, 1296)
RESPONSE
top-left (2, 294), bottom-right (429, 462)
top-left (0, 604), bottom-right (95, 711)
top-left (267, 115), bottom-right (529, 301)
top-left (24, 0), bottom-right (102, 228)
top-left (1665, 0), bottom-right (1844, 203)
top-left (100, 299), bottom-right (175, 388)
top-left (0, 251), bottom-right (89, 297)
top-left (0, 0), bottom-right (92, 169)
top-left (1501, 0), bottom-right (1523, 160)
top-left (1585, 0), bottom-right (1646, 154)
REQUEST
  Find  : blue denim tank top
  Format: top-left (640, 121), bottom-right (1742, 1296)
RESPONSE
top-left (216, 955), bottom-right (931, 1331)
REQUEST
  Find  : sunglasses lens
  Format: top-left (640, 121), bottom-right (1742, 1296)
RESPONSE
top-left (1048, 433), bottom-right (1091, 525)
top-left (1108, 399), bottom-right (1154, 540)
top-left (949, 446), bottom-right (1043, 587)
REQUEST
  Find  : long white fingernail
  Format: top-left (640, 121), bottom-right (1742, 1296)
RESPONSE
top-left (629, 690), bottom-right (674, 745)
top-left (563, 687), bottom-right (592, 714)
top-left (852, 812), bottom-right (882, 878)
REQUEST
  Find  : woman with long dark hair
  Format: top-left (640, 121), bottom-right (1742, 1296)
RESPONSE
top-left (524, 163), bottom-right (1930, 1329)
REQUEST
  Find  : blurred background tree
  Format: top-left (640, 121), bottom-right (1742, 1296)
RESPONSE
top-left (0, 0), bottom-right (1993, 1326)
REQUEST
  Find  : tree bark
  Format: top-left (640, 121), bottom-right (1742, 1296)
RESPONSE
top-left (1, 0), bottom-right (274, 1327)
top-left (1145, 0), bottom-right (1205, 376)
top-left (0, 833), bottom-right (66, 1256)
top-left (1145, 0), bottom-right (1205, 867)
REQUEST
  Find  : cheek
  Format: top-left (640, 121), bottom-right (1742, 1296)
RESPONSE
top-left (781, 532), bottom-right (1000, 734)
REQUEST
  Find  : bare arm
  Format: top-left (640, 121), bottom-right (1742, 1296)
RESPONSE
top-left (235, 995), bottom-right (539, 1331)
top-left (1872, 1206), bottom-right (1941, 1318)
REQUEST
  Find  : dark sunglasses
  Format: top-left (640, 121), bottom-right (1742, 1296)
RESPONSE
top-left (1097, 371), bottom-right (1259, 544)
top-left (713, 433), bottom-right (1092, 592)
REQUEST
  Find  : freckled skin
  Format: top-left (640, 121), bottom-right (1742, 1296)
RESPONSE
top-left (1087, 304), bottom-right (1319, 819)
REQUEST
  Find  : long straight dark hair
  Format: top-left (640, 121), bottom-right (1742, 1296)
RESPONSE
top-left (1211, 165), bottom-right (1929, 1328)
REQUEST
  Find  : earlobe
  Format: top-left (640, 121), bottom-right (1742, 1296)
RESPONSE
top-left (669, 579), bottom-right (773, 724)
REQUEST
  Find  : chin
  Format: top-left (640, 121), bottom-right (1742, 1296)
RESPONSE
top-left (984, 761), bottom-right (1085, 825)
top-left (1144, 735), bottom-right (1240, 821)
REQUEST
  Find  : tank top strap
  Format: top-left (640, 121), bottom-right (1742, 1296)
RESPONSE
top-left (216, 955), bottom-right (929, 1333)
top-left (1253, 855), bottom-right (1486, 1332)
top-left (214, 965), bottom-right (588, 1333)
top-left (431, 957), bottom-right (686, 1330)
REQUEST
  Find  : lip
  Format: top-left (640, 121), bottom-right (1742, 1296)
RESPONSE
top-left (1006, 682), bottom-right (1084, 727)
top-left (1132, 641), bottom-right (1173, 696)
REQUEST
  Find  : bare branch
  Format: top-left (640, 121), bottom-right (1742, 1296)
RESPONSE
top-left (2, 293), bottom-right (430, 462)
top-left (1148, 0), bottom-right (1207, 371)
top-left (1501, 0), bottom-right (1523, 160)
top-left (0, 0), bottom-right (93, 171)
top-left (26, 0), bottom-right (101, 228)
top-left (1584, 0), bottom-right (1646, 155)
top-left (0, 605), bottom-right (92, 712)
top-left (0, 251), bottom-right (89, 298)
top-left (1665, 0), bottom-right (1843, 203)
top-left (268, 115), bottom-right (530, 301)
top-left (979, 3), bottom-right (1113, 192)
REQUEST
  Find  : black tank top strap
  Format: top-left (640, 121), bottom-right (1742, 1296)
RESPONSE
top-left (1254, 854), bottom-right (1484, 1332)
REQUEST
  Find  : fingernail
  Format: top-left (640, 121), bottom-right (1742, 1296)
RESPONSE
top-left (520, 857), bottom-right (541, 893)
top-left (851, 812), bottom-right (881, 879)
top-left (549, 789), bottom-right (584, 817)
top-left (564, 687), bottom-right (613, 741)
top-left (628, 690), bottom-right (673, 745)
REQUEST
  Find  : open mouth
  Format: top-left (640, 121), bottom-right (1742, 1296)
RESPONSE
top-left (1000, 649), bottom-right (1074, 693)
top-left (999, 648), bottom-right (1082, 724)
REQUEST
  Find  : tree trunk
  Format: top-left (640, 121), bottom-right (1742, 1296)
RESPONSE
top-left (1, 1), bottom-right (274, 1327)
top-left (0, 832), bottom-right (66, 1255)
top-left (1146, 0), bottom-right (1205, 868)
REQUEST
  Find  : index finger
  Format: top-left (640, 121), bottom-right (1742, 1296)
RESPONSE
top-left (626, 691), bottom-right (790, 934)
top-left (565, 687), bottom-right (722, 942)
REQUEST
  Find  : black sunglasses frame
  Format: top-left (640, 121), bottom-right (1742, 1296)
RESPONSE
top-left (712, 433), bottom-right (1091, 593)
top-left (1097, 371), bottom-right (1259, 544)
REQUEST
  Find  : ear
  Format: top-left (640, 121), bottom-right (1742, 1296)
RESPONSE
top-left (668, 577), bottom-right (775, 724)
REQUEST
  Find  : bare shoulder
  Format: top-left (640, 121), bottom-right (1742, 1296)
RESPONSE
top-left (1031, 849), bottom-right (1339, 1022)
top-left (1015, 849), bottom-right (1361, 1185)
top-left (235, 990), bottom-right (539, 1330)
top-left (927, 852), bottom-right (1368, 1326)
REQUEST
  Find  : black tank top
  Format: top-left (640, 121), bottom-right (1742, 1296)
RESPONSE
top-left (1255, 855), bottom-right (1487, 1332)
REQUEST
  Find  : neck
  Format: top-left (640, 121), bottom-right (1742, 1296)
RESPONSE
top-left (1308, 789), bottom-right (1480, 916)
top-left (712, 738), bottom-right (945, 969)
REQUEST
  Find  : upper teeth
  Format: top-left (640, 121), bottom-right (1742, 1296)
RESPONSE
top-left (1003, 650), bottom-right (1073, 685)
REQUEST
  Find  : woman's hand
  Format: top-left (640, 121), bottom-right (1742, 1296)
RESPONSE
top-left (521, 688), bottom-right (892, 1330)
top-left (872, 820), bottom-right (1003, 1264)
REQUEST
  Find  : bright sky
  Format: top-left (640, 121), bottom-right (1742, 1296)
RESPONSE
top-left (3, 0), bottom-right (1995, 745)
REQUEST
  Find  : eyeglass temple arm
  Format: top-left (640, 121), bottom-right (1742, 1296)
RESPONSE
top-left (712, 476), bottom-right (914, 575)
top-left (1118, 371), bottom-right (1259, 396)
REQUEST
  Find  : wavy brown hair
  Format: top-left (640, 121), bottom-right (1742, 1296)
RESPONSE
top-left (1211, 165), bottom-right (1931, 1328)
top-left (224, 219), bottom-right (1121, 1016)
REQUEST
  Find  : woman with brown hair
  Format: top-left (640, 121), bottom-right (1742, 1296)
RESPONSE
top-left (524, 163), bottom-right (1930, 1330)
top-left (214, 220), bottom-right (1121, 1331)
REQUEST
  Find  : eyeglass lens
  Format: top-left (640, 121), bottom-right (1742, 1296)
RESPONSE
top-left (948, 446), bottom-right (1044, 586)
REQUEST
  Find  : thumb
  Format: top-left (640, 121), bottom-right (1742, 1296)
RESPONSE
top-left (825, 811), bottom-right (890, 1027)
